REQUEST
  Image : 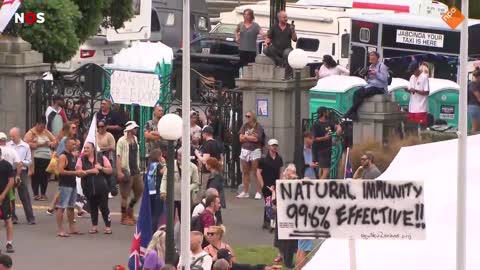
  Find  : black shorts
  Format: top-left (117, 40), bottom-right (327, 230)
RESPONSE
top-left (0, 200), bottom-right (11, 220)
top-left (239, 51), bottom-right (257, 67)
top-left (316, 149), bottom-right (332, 169)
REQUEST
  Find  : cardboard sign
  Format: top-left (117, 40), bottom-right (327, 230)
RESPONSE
top-left (396, 29), bottom-right (444, 48)
top-left (276, 179), bottom-right (426, 240)
top-left (110, 71), bottom-right (161, 107)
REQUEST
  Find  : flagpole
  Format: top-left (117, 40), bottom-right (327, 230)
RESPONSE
top-left (344, 147), bottom-right (357, 270)
top-left (180, 0), bottom-right (191, 269)
top-left (456, 1), bottom-right (468, 270)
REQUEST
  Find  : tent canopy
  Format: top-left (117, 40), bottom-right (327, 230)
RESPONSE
top-left (304, 135), bottom-right (480, 270)
top-left (104, 41), bottom-right (173, 73)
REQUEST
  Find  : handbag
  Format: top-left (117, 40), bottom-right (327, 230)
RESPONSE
top-left (45, 152), bottom-right (59, 176)
top-left (98, 153), bottom-right (118, 196)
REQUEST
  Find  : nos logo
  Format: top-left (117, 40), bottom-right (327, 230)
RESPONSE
top-left (14, 12), bottom-right (45, 24)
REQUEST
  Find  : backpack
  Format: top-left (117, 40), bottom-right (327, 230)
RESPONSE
top-left (380, 63), bottom-right (393, 86)
top-left (191, 212), bottom-right (204, 232)
top-left (190, 254), bottom-right (208, 270)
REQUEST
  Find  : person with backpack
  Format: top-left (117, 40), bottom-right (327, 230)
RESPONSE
top-left (160, 149), bottom-right (199, 222)
top-left (237, 111), bottom-right (265, 200)
top-left (76, 142), bottom-right (113, 235)
top-left (177, 231), bottom-right (213, 270)
top-left (344, 51), bottom-right (391, 121)
top-left (146, 149), bottom-right (166, 231)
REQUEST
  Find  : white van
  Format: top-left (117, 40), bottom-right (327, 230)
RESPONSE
top-left (55, 0), bottom-right (152, 72)
top-left (212, 0), bottom-right (447, 67)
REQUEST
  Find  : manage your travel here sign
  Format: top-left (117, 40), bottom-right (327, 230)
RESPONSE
top-left (276, 180), bottom-right (426, 240)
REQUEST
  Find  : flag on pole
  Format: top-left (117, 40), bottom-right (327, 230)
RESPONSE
top-left (128, 177), bottom-right (153, 270)
top-left (0, 0), bottom-right (21, 33)
top-left (344, 147), bottom-right (353, 179)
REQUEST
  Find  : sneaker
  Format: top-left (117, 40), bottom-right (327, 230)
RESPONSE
top-left (46, 208), bottom-right (54, 216)
top-left (236, 192), bottom-right (249, 199)
top-left (254, 192), bottom-right (262, 200)
top-left (77, 211), bottom-right (90, 218)
top-left (5, 243), bottom-right (14, 253)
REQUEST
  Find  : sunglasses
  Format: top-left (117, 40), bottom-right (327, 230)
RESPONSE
top-left (97, 125), bottom-right (106, 128)
top-left (207, 232), bottom-right (216, 236)
top-left (245, 115), bottom-right (251, 118)
top-left (360, 158), bottom-right (368, 161)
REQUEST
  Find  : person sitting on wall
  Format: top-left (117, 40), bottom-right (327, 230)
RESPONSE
top-left (344, 51), bottom-right (389, 121)
top-left (263, 11), bottom-right (297, 69)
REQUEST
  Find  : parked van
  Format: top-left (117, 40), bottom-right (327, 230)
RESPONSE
top-left (55, 0), bottom-right (152, 72)
top-left (149, 0), bottom-right (211, 49)
top-left (213, 1), bottom-right (395, 67)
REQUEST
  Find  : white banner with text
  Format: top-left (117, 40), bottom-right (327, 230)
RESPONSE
top-left (276, 179), bottom-right (425, 240)
top-left (110, 70), bottom-right (161, 107)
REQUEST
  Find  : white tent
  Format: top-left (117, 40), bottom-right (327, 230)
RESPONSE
top-left (304, 135), bottom-right (480, 270)
top-left (104, 41), bottom-right (173, 73)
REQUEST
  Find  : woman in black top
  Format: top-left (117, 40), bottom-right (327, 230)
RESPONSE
top-left (468, 67), bottom-right (480, 132)
top-left (76, 142), bottom-right (114, 234)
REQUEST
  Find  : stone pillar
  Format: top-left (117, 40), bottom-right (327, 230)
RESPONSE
top-left (0, 36), bottom-right (50, 133)
top-left (236, 55), bottom-right (317, 163)
top-left (353, 94), bottom-right (406, 145)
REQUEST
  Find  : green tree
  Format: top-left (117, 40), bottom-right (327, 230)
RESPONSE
top-left (10, 0), bottom-right (134, 64)
top-left (437, 0), bottom-right (480, 19)
top-left (18, 0), bottom-right (81, 64)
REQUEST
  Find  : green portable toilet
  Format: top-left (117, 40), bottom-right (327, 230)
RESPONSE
top-left (309, 75), bottom-right (366, 116)
top-left (428, 78), bottom-right (460, 127)
top-left (388, 78), bottom-right (410, 112)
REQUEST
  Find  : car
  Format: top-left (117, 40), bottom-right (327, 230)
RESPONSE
top-left (173, 32), bottom-right (264, 101)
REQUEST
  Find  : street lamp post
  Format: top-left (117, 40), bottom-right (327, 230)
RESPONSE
top-left (288, 49), bottom-right (308, 177)
top-left (157, 113), bottom-right (183, 265)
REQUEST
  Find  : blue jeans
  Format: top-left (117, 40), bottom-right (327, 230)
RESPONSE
top-left (57, 186), bottom-right (77, 209)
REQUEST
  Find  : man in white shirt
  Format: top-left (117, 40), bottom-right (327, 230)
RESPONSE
top-left (177, 231), bottom-right (213, 270)
top-left (407, 63), bottom-right (430, 125)
top-left (7, 128), bottom-right (35, 225)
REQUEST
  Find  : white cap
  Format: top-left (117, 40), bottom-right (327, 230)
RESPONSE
top-left (268, 138), bottom-right (279, 146)
top-left (0, 132), bottom-right (7, 140)
top-left (124, 121), bottom-right (139, 132)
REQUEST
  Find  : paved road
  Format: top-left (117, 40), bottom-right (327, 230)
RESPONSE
top-left (9, 182), bottom-right (272, 269)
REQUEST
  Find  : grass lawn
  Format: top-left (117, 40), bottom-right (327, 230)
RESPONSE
top-left (233, 245), bottom-right (277, 265)
top-left (233, 245), bottom-right (294, 270)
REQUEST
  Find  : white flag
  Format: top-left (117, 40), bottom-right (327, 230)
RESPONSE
top-left (0, 0), bottom-right (22, 33)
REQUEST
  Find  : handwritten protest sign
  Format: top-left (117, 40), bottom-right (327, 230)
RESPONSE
top-left (276, 179), bottom-right (425, 240)
top-left (110, 71), bottom-right (161, 107)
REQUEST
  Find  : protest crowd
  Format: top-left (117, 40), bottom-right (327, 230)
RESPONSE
top-left (1, 10), bottom-right (478, 270)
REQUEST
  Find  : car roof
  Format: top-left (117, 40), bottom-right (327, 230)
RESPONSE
top-left (310, 75), bottom-right (367, 93)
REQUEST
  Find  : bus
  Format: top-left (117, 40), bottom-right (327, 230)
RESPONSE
top-left (348, 13), bottom-right (480, 83)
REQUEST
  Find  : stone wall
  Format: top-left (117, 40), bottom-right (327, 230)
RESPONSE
top-left (0, 36), bottom-right (50, 133)
top-left (236, 55), bottom-right (316, 163)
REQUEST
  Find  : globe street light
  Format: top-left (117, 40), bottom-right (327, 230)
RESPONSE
top-left (288, 49), bottom-right (308, 178)
top-left (157, 113), bottom-right (183, 264)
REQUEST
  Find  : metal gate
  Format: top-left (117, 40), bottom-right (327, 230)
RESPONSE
top-left (25, 64), bottom-right (109, 130)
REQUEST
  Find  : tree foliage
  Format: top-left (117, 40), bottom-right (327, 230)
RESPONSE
top-left (12, 0), bottom-right (134, 64)
top-left (18, 0), bottom-right (81, 63)
top-left (102, 0), bottom-right (134, 30)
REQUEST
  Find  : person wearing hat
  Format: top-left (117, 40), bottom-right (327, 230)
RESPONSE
top-left (216, 248), bottom-right (281, 270)
top-left (116, 121), bottom-right (143, 226)
top-left (407, 61), bottom-right (430, 126)
top-left (195, 125), bottom-right (222, 203)
top-left (256, 139), bottom-right (283, 231)
top-left (312, 107), bottom-right (342, 179)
